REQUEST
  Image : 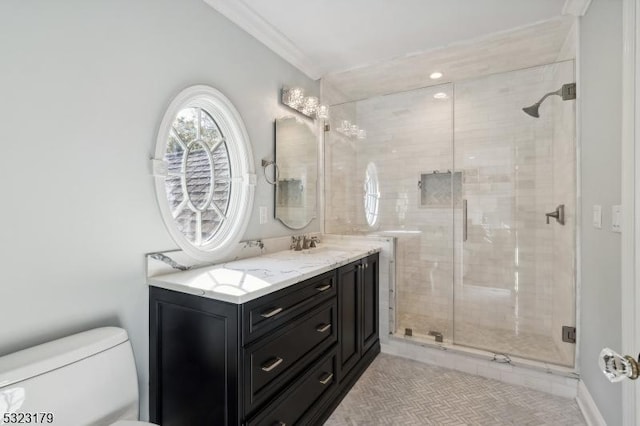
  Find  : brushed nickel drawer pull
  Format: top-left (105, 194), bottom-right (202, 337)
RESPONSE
top-left (319, 372), bottom-right (334, 385)
top-left (261, 357), bottom-right (284, 372)
top-left (261, 307), bottom-right (283, 318)
top-left (315, 284), bottom-right (331, 291)
top-left (316, 323), bottom-right (332, 333)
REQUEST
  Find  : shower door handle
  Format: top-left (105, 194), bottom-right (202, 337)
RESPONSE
top-left (462, 199), bottom-right (468, 242)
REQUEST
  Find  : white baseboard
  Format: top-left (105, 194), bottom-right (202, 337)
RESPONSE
top-left (576, 380), bottom-right (607, 426)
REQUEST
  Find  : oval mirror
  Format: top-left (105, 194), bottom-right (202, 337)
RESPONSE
top-left (274, 116), bottom-right (317, 229)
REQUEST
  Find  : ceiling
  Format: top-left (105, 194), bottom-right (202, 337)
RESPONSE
top-left (204, 0), bottom-right (589, 79)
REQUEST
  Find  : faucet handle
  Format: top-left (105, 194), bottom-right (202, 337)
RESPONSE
top-left (290, 235), bottom-right (300, 250)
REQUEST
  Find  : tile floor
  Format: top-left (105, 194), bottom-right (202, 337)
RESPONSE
top-left (325, 354), bottom-right (586, 425)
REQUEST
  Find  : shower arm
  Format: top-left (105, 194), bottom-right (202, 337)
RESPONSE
top-left (533, 88), bottom-right (563, 107)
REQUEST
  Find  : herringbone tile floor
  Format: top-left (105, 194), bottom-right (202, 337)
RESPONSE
top-left (325, 354), bottom-right (586, 426)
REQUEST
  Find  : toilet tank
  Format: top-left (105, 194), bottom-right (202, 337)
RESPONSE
top-left (0, 327), bottom-right (139, 425)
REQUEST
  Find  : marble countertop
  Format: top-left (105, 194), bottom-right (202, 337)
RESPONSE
top-left (147, 242), bottom-right (382, 304)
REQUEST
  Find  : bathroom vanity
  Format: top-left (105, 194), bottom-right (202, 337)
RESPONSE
top-left (148, 246), bottom-right (380, 425)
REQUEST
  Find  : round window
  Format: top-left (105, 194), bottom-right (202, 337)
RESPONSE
top-left (154, 86), bottom-right (255, 260)
top-left (364, 162), bottom-right (380, 227)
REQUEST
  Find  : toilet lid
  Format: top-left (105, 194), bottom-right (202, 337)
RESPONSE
top-left (111, 421), bottom-right (157, 426)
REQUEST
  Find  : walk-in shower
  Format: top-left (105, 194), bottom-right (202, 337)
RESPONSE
top-left (325, 60), bottom-right (577, 367)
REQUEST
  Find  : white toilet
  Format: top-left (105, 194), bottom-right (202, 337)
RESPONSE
top-left (0, 327), bottom-right (155, 426)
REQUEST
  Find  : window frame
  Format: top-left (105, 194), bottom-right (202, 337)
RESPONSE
top-left (364, 162), bottom-right (380, 227)
top-left (154, 85), bottom-right (255, 261)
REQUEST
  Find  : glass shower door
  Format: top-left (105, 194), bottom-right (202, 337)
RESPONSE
top-left (325, 84), bottom-right (455, 343)
top-left (453, 61), bottom-right (576, 366)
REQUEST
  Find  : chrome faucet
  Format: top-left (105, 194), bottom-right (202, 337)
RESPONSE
top-left (291, 235), bottom-right (303, 251)
top-left (303, 235), bottom-right (320, 249)
top-left (291, 235), bottom-right (320, 250)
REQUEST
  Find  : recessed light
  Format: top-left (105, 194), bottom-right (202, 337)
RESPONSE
top-left (433, 92), bottom-right (448, 99)
top-left (430, 72), bottom-right (443, 80)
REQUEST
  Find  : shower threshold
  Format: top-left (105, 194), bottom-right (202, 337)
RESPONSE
top-left (388, 332), bottom-right (578, 380)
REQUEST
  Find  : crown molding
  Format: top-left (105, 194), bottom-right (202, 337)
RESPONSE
top-left (562, 0), bottom-right (592, 16)
top-left (203, 0), bottom-right (323, 80)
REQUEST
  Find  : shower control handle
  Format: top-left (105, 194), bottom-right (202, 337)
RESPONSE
top-left (545, 204), bottom-right (565, 225)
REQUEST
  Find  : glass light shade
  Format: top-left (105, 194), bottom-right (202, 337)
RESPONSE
top-left (302, 96), bottom-right (319, 115)
top-left (317, 104), bottom-right (330, 119)
top-left (357, 129), bottom-right (367, 139)
top-left (349, 124), bottom-right (359, 136)
top-left (340, 120), bottom-right (351, 133)
top-left (283, 87), bottom-right (305, 108)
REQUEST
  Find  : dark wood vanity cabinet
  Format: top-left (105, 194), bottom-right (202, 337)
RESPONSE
top-left (149, 253), bottom-right (380, 426)
top-left (337, 254), bottom-right (379, 382)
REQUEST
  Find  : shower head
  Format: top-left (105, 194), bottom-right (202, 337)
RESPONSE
top-left (522, 83), bottom-right (576, 118)
top-left (522, 103), bottom-right (540, 118)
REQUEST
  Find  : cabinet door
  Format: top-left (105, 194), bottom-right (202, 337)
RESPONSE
top-left (361, 254), bottom-right (379, 354)
top-left (149, 287), bottom-right (241, 426)
top-left (337, 261), bottom-right (361, 381)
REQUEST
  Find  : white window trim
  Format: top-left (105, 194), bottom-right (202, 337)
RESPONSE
top-left (153, 85), bottom-right (255, 261)
top-left (364, 162), bottom-right (380, 227)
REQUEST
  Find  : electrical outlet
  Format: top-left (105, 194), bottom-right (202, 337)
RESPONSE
top-left (259, 206), bottom-right (268, 224)
top-left (612, 205), bottom-right (621, 233)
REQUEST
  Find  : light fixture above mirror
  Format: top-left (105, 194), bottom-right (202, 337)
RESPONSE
top-left (282, 87), bottom-right (329, 120)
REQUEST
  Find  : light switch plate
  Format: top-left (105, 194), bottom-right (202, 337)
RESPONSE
top-left (612, 205), bottom-right (621, 233)
top-left (259, 206), bottom-right (268, 224)
top-left (592, 205), bottom-right (602, 229)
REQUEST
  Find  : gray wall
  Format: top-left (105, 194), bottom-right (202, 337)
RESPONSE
top-left (579, 0), bottom-right (623, 424)
top-left (0, 0), bottom-right (317, 419)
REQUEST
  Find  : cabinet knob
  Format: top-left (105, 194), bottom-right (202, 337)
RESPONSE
top-left (315, 284), bottom-right (332, 292)
top-left (261, 307), bottom-right (284, 318)
top-left (261, 357), bottom-right (284, 372)
top-left (316, 323), bottom-right (331, 333)
top-left (319, 372), bottom-right (334, 385)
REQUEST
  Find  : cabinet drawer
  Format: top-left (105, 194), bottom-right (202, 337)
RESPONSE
top-left (247, 349), bottom-right (337, 426)
top-left (242, 271), bottom-right (336, 344)
top-left (244, 301), bottom-right (337, 413)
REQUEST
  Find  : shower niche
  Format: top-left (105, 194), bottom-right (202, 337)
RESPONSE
top-left (419, 171), bottom-right (462, 208)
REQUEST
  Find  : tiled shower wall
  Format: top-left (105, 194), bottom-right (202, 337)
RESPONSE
top-left (324, 62), bottom-right (576, 367)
